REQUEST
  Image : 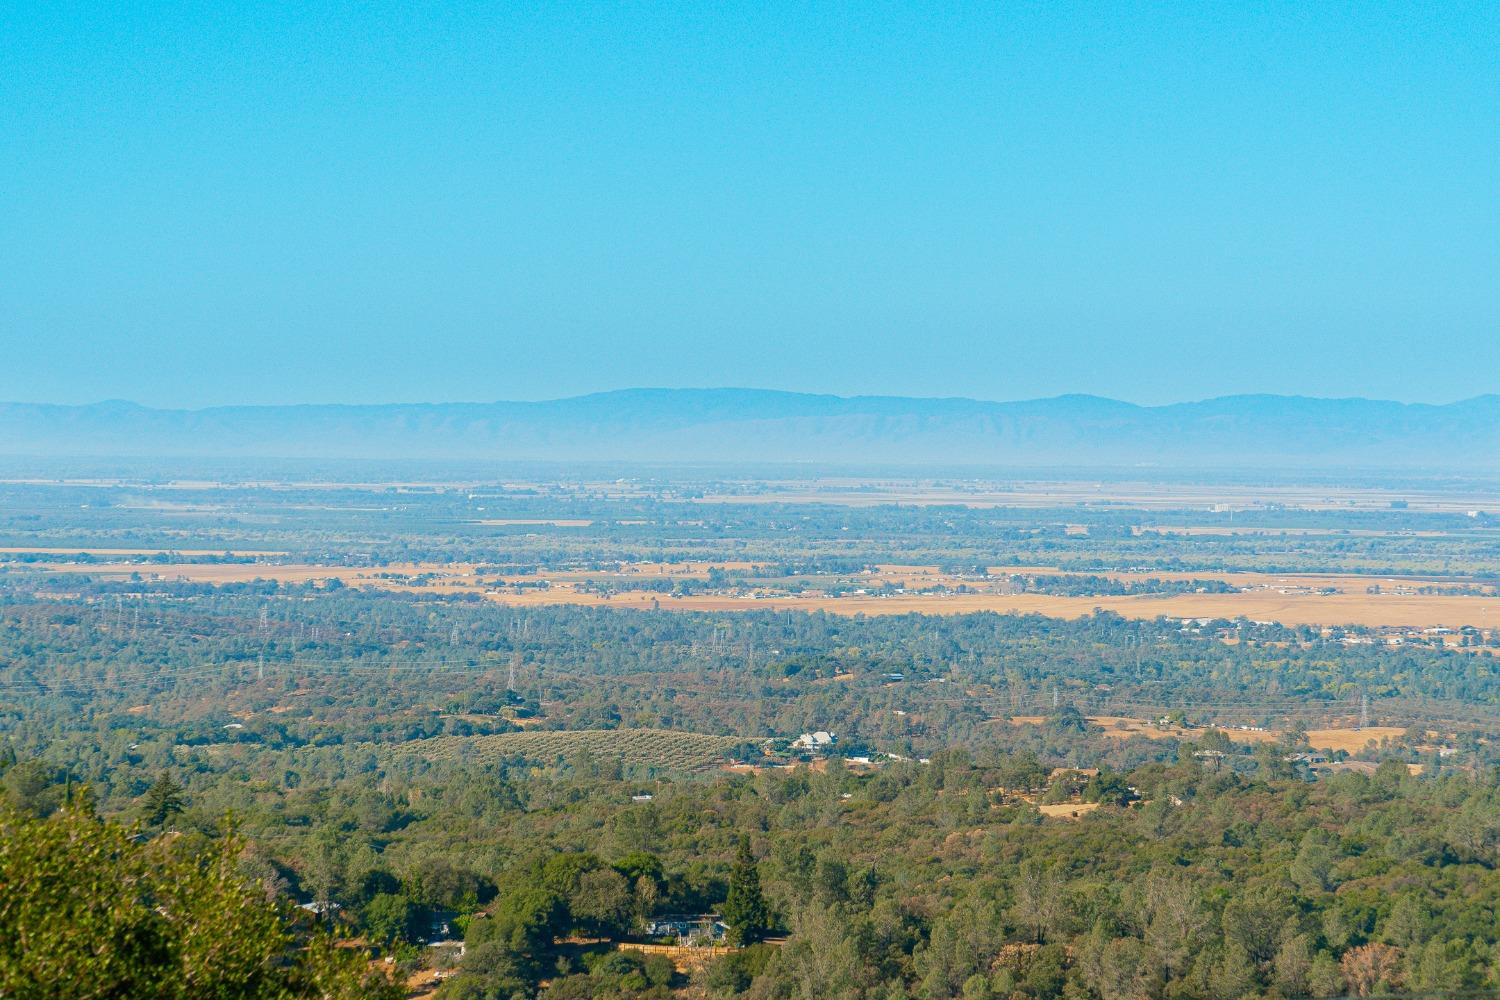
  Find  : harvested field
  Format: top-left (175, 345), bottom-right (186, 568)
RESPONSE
top-left (388, 728), bottom-right (746, 772)
top-left (30, 555), bottom-right (1500, 630)
top-left (476, 587), bottom-right (1500, 630)
top-left (1305, 726), bottom-right (1407, 753)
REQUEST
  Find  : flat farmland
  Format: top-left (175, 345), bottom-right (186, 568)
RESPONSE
top-left (689, 479), bottom-right (1500, 513)
top-left (23, 557), bottom-right (1500, 630)
top-left (0, 545), bottom-right (288, 556)
top-left (478, 585), bottom-right (1500, 630)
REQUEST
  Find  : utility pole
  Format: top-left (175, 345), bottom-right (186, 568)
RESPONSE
top-left (1359, 691), bottom-right (1370, 729)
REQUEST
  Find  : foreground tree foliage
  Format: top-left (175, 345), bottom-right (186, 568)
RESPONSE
top-left (0, 802), bottom-right (401, 999)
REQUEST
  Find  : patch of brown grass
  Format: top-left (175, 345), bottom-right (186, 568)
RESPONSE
top-left (1037, 802), bottom-right (1100, 820)
top-left (1304, 726), bottom-right (1407, 753)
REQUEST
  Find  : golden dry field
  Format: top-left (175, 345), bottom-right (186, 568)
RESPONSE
top-left (1008, 715), bottom-right (1412, 753)
top-left (1087, 716), bottom-right (1276, 745)
top-left (475, 586), bottom-right (1500, 630)
top-left (1305, 726), bottom-right (1409, 753)
top-left (23, 555), bottom-right (1500, 630)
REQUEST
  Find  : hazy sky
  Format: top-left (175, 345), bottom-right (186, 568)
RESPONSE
top-left (4, 3), bottom-right (1497, 407)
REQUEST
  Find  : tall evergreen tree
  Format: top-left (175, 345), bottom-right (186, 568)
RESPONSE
top-left (723, 834), bottom-right (769, 946)
top-left (142, 774), bottom-right (185, 828)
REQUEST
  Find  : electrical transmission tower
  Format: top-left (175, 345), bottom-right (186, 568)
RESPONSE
top-left (507, 617), bottom-right (530, 691)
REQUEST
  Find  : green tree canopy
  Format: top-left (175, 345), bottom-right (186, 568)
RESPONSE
top-left (0, 803), bottom-right (400, 999)
top-left (722, 835), bottom-right (770, 946)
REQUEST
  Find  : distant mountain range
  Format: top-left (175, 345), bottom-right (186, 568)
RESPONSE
top-left (2, 389), bottom-right (1498, 470)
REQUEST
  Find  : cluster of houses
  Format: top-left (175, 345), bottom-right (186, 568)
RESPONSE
top-left (782, 729), bottom-right (918, 767)
top-left (1181, 615), bottom-right (1497, 651)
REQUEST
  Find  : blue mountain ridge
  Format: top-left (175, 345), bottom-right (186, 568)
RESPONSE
top-left (2, 389), bottom-right (1497, 469)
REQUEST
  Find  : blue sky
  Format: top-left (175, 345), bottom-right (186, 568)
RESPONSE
top-left (3, 3), bottom-right (1497, 407)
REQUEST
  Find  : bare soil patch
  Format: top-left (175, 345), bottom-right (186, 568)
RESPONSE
top-left (1037, 802), bottom-right (1100, 820)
